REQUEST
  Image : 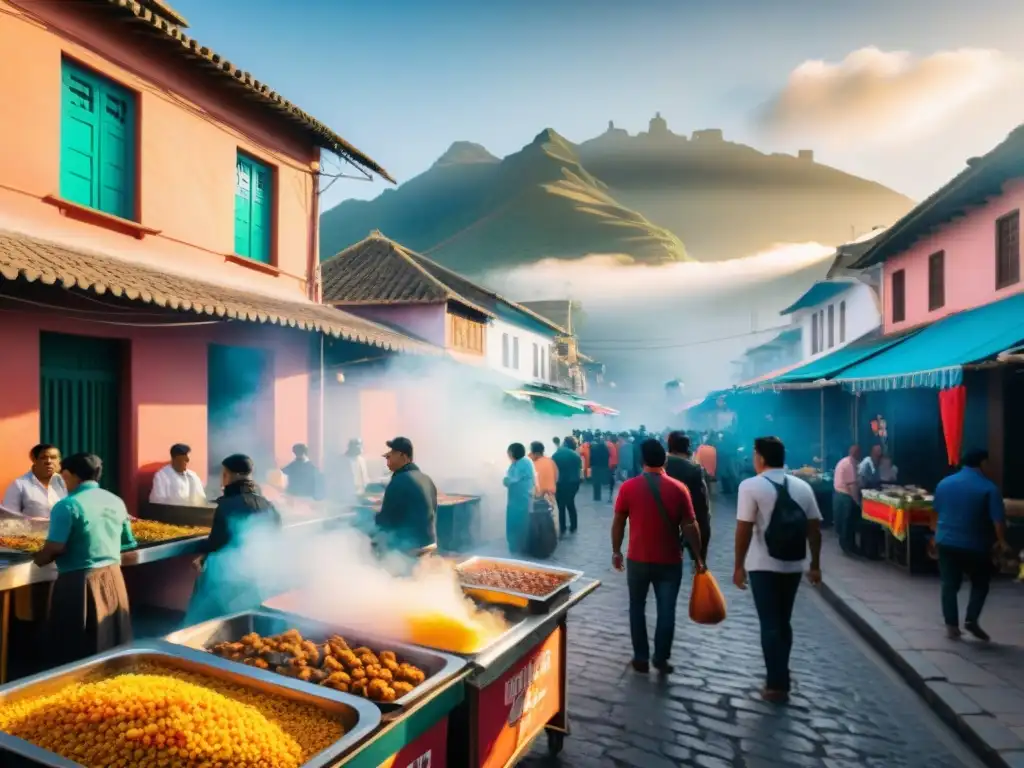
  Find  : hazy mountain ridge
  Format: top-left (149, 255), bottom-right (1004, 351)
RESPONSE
top-left (320, 118), bottom-right (915, 272)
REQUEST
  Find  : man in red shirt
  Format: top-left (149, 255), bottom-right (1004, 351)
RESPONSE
top-left (612, 439), bottom-right (705, 674)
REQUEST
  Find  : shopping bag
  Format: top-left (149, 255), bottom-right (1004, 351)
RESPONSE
top-left (689, 569), bottom-right (727, 625)
top-left (525, 497), bottom-right (558, 559)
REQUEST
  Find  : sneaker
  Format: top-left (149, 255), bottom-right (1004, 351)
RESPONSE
top-left (653, 661), bottom-right (674, 674)
top-left (945, 625), bottom-right (962, 640)
top-left (630, 660), bottom-right (649, 673)
top-left (964, 622), bottom-right (991, 642)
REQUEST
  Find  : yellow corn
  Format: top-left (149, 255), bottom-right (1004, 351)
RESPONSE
top-left (0, 663), bottom-right (345, 767)
top-left (130, 521), bottom-right (210, 543)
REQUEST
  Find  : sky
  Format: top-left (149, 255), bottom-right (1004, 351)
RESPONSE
top-left (171, 0), bottom-right (1024, 211)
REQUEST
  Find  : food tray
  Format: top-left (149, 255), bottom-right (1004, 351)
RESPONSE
top-left (0, 644), bottom-right (380, 768)
top-left (455, 556), bottom-right (583, 611)
top-left (161, 610), bottom-right (466, 712)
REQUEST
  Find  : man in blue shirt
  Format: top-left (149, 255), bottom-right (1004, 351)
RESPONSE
top-left (933, 449), bottom-right (1009, 641)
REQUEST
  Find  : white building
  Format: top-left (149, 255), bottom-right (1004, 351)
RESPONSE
top-left (781, 279), bottom-right (881, 361)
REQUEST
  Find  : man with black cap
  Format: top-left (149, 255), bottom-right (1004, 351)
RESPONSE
top-left (377, 437), bottom-right (438, 555)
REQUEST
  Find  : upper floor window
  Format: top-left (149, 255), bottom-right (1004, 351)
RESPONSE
top-left (450, 314), bottom-right (484, 354)
top-left (891, 269), bottom-right (906, 323)
top-left (839, 301), bottom-right (846, 343)
top-left (60, 59), bottom-right (137, 221)
top-left (996, 210), bottom-right (1020, 290)
top-left (501, 333), bottom-right (510, 367)
top-left (512, 337), bottom-right (520, 369)
top-left (235, 152), bottom-right (274, 264)
top-left (532, 343), bottom-right (540, 377)
top-left (811, 312), bottom-right (819, 354)
top-left (928, 250), bottom-right (945, 311)
top-left (827, 304), bottom-right (835, 348)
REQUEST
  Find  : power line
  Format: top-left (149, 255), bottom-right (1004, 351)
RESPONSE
top-left (580, 327), bottom-right (791, 351)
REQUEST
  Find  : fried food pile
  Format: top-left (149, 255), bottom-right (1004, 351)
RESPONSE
top-left (457, 562), bottom-right (571, 597)
top-left (210, 629), bottom-right (427, 703)
top-left (0, 662), bottom-right (345, 768)
top-left (130, 520), bottom-right (210, 544)
top-left (0, 521), bottom-right (45, 554)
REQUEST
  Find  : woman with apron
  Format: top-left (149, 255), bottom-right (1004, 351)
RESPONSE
top-left (33, 453), bottom-right (135, 666)
top-left (185, 454), bottom-right (282, 625)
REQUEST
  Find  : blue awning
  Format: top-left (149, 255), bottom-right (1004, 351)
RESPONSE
top-left (834, 293), bottom-right (1024, 391)
top-left (780, 281), bottom-right (853, 315)
top-left (770, 330), bottom-right (917, 385)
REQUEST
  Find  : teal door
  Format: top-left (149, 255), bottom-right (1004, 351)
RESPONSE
top-left (39, 332), bottom-right (123, 494)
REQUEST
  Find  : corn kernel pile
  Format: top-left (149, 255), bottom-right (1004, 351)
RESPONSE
top-left (0, 521), bottom-right (45, 554)
top-left (131, 520), bottom-right (210, 544)
top-left (0, 663), bottom-right (346, 767)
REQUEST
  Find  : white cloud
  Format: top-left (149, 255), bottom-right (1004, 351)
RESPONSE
top-left (758, 47), bottom-right (1024, 149)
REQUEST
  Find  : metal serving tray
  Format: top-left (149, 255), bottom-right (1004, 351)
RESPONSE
top-left (455, 556), bottom-right (584, 611)
top-left (161, 610), bottom-right (466, 712)
top-left (0, 643), bottom-right (381, 768)
top-left (119, 534), bottom-right (208, 566)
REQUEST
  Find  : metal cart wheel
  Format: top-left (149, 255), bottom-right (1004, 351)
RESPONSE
top-left (547, 730), bottom-right (565, 755)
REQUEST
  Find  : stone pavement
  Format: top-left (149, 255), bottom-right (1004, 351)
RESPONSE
top-left (818, 531), bottom-right (1024, 768)
top-left (497, 493), bottom-right (982, 768)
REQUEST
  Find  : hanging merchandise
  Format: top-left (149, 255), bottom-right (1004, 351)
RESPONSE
top-left (938, 386), bottom-right (967, 466)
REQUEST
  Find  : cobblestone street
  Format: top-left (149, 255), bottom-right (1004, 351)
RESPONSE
top-left (507, 492), bottom-right (983, 768)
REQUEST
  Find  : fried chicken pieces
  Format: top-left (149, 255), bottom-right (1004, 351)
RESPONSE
top-left (209, 629), bottom-right (426, 702)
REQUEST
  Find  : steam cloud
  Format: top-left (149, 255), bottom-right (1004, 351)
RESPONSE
top-left (756, 47), bottom-right (1023, 148)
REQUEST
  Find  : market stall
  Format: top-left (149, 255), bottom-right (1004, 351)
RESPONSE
top-left (789, 467), bottom-right (834, 528)
top-left (860, 486), bottom-right (936, 573)
top-left (356, 493), bottom-right (482, 553)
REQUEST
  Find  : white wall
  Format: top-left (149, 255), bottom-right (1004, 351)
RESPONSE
top-left (486, 317), bottom-right (556, 384)
top-left (795, 282), bottom-right (881, 362)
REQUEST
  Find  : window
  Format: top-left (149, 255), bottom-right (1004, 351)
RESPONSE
top-left (928, 250), bottom-right (945, 311)
top-left (60, 59), bottom-right (137, 220)
top-left (827, 304), bottom-right (835, 348)
top-left (839, 301), bottom-right (846, 343)
top-left (532, 343), bottom-right (539, 377)
top-left (996, 210), bottom-right (1020, 289)
top-left (891, 269), bottom-right (906, 323)
top-left (449, 314), bottom-right (484, 354)
top-left (811, 313), bottom-right (818, 354)
top-left (501, 333), bottom-right (510, 367)
top-left (512, 337), bottom-right (520, 369)
top-left (235, 152), bottom-right (274, 263)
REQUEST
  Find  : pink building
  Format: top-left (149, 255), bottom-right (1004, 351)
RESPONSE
top-left (0, 0), bottom-right (419, 511)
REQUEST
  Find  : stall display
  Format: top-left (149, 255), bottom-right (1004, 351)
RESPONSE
top-left (0, 520), bottom-right (210, 554)
top-left (0, 645), bottom-right (381, 767)
top-left (861, 486), bottom-right (935, 573)
top-left (788, 468), bottom-right (834, 528)
top-left (357, 493), bottom-right (482, 552)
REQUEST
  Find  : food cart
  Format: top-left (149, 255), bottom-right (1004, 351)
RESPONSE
top-left (356, 493), bottom-right (482, 552)
top-left (860, 486), bottom-right (936, 573)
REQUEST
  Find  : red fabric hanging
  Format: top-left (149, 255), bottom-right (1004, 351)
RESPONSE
top-left (938, 386), bottom-right (967, 465)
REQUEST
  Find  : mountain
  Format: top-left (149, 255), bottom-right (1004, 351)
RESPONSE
top-left (320, 129), bottom-right (689, 273)
top-left (319, 117), bottom-right (916, 272)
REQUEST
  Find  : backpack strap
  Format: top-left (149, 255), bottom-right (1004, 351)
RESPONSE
top-left (643, 473), bottom-right (682, 547)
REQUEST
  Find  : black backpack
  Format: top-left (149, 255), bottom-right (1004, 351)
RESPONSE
top-left (763, 478), bottom-right (808, 562)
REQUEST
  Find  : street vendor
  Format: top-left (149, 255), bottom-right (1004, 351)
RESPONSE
top-left (2, 443), bottom-right (66, 518)
top-left (186, 454), bottom-right (282, 625)
top-left (149, 443), bottom-right (207, 506)
top-left (33, 453), bottom-right (135, 666)
top-left (833, 445), bottom-right (862, 556)
top-left (376, 437), bottom-right (438, 555)
top-left (858, 445), bottom-right (884, 490)
top-left (281, 443), bottom-right (322, 499)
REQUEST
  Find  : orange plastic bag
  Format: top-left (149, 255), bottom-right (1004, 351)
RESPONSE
top-left (689, 570), bottom-right (727, 625)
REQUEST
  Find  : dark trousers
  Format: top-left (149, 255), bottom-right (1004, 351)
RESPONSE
top-left (833, 493), bottom-right (860, 554)
top-left (608, 466), bottom-right (617, 497)
top-left (937, 545), bottom-right (992, 627)
top-left (592, 467), bottom-right (609, 501)
top-left (555, 483), bottom-right (579, 533)
top-left (626, 559), bottom-right (682, 664)
top-left (749, 571), bottom-right (802, 692)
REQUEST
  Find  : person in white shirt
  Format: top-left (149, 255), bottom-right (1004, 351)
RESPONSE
top-left (149, 444), bottom-right (207, 506)
top-left (346, 439), bottom-right (370, 497)
top-left (734, 436), bottom-right (822, 703)
top-left (2, 444), bottom-right (67, 519)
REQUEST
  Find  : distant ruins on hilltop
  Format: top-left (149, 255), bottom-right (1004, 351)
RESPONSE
top-left (600, 114), bottom-right (814, 161)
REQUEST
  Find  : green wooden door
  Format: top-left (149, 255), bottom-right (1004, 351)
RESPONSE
top-left (39, 332), bottom-right (123, 494)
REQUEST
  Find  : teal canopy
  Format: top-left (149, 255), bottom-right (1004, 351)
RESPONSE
top-left (772, 330), bottom-right (919, 385)
top-left (835, 292), bottom-right (1024, 391)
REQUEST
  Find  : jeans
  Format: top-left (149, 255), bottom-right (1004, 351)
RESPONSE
top-left (626, 559), bottom-right (683, 664)
top-left (833, 493), bottom-right (859, 554)
top-left (749, 571), bottom-right (802, 692)
top-left (937, 545), bottom-right (992, 627)
top-left (592, 467), bottom-right (609, 501)
top-left (554, 483), bottom-right (579, 533)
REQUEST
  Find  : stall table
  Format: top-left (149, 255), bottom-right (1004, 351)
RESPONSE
top-left (860, 490), bottom-right (936, 574)
top-left (357, 493), bottom-right (482, 553)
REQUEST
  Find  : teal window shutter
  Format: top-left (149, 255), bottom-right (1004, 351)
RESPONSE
top-left (234, 152), bottom-right (272, 263)
top-left (59, 60), bottom-right (136, 220)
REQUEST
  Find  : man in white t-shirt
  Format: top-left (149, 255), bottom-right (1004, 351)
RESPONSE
top-left (734, 436), bottom-right (822, 703)
top-left (150, 444), bottom-right (206, 506)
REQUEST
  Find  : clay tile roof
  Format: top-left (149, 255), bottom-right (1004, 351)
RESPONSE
top-left (321, 233), bottom-right (567, 334)
top-left (0, 230), bottom-right (436, 354)
top-left (94, 0), bottom-right (394, 183)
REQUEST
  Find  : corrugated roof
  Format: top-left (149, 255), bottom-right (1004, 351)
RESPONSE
top-left (854, 125), bottom-right (1024, 269)
top-left (744, 327), bottom-right (802, 356)
top-left (88, 0), bottom-right (394, 183)
top-left (321, 232), bottom-right (567, 334)
top-left (779, 281), bottom-right (854, 315)
top-left (0, 230), bottom-right (435, 354)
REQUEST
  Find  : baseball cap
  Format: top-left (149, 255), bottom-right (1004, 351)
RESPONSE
top-left (385, 437), bottom-right (414, 458)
